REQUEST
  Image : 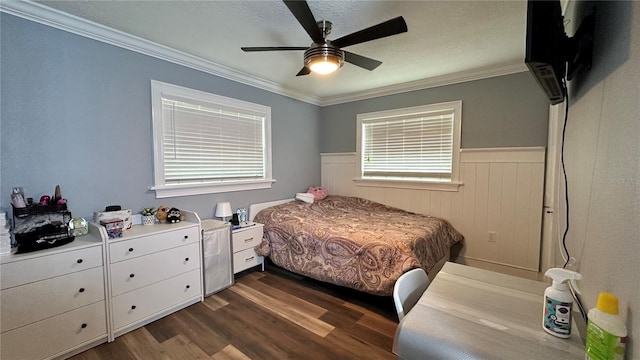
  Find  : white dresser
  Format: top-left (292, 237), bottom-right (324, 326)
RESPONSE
top-left (100, 210), bottom-right (203, 340)
top-left (231, 223), bottom-right (264, 274)
top-left (0, 226), bottom-right (108, 360)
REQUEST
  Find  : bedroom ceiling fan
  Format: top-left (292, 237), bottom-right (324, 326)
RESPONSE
top-left (241, 0), bottom-right (408, 76)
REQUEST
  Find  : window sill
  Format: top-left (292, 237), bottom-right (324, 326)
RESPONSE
top-left (353, 178), bottom-right (462, 192)
top-left (150, 179), bottom-right (275, 198)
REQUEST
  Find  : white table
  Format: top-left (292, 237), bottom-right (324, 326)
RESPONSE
top-left (393, 262), bottom-right (585, 359)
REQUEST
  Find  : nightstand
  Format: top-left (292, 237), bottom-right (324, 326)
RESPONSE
top-left (231, 223), bottom-right (264, 274)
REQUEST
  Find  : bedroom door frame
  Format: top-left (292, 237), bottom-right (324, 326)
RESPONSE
top-left (540, 102), bottom-right (565, 275)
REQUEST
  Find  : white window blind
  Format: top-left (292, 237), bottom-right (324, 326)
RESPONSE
top-left (357, 101), bottom-right (462, 185)
top-left (151, 80), bottom-right (272, 198)
top-left (161, 97), bottom-right (265, 184)
top-left (363, 111), bottom-right (454, 180)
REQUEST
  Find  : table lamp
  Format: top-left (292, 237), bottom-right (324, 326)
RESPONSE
top-left (215, 202), bottom-right (233, 222)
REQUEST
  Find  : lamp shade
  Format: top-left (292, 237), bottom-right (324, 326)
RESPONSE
top-left (215, 202), bottom-right (233, 218)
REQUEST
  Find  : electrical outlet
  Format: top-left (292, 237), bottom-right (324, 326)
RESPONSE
top-left (488, 231), bottom-right (497, 242)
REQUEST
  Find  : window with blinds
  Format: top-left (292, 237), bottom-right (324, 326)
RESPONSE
top-left (357, 101), bottom-right (462, 187)
top-left (150, 80), bottom-right (272, 198)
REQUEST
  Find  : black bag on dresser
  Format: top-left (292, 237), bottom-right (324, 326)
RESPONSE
top-left (12, 204), bottom-right (75, 254)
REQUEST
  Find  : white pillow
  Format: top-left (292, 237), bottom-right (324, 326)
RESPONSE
top-left (295, 192), bottom-right (314, 203)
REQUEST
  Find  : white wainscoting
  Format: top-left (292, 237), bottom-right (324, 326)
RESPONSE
top-left (321, 147), bottom-right (545, 278)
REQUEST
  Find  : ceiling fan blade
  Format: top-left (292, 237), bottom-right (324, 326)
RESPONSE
top-left (296, 67), bottom-right (311, 76)
top-left (283, 0), bottom-right (324, 44)
top-left (241, 46), bottom-right (308, 52)
top-left (332, 16), bottom-right (407, 49)
top-left (344, 51), bottom-right (382, 71)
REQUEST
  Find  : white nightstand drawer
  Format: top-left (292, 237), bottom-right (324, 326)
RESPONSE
top-left (111, 269), bottom-right (201, 331)
top-left (109, 226), bottom-right (199, 263)
top-left (232, 225), bottom-right (263, 253)
top-left (110, 243), bottom-right (200, 296)
top-left (233, 247), bottom-right (262, 273)
top-left (0, 246), bottom-right (103, 290)
top-left (0, 301), bottom-right (107, 360)
top-left (1, 266), bottom-right (105, 332)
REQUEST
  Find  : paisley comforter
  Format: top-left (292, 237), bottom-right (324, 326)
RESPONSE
top-left (253, 195), bottom-right (464, 296)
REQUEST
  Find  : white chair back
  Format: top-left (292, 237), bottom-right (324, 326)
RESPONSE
top-left (393, 268), bottom-right (430, 321)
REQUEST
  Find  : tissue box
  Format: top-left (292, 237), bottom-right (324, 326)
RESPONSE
top-left (94, 209), bottom-right (132, 231)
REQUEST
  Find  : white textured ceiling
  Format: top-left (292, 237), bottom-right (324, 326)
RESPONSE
top-left (32, 0), bottom-right (528, 103)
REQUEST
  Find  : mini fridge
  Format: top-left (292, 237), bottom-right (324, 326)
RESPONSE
top-left (201, 219), bottom-right (233, 296)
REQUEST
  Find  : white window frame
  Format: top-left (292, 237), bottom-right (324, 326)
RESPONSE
top-left (355, 101), bottom-right (462, 191)
top-left (150, 80), bottom-right (273, 198)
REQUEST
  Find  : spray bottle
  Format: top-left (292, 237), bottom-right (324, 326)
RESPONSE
top-left (542, 268), bottom-right (582, 338)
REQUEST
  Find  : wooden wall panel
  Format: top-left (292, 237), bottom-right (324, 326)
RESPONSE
top-left (460, 163), bottom-right (477, 260)
top-left (499, 163), bottom-right (518, 267)
top-left (320, 148), bottom-right (545, 277)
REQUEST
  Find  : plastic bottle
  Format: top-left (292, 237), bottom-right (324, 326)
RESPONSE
top-left (542, 268), bottom-right (582, 338)
top-left (585, 292), bottom-right (628, 360)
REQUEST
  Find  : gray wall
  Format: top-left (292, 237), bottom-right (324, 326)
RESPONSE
top-left (0, 14), bottom-right (321, 220)
top-left (320, 72), bottom-right (550, 153)
top-left (0, 14), bottom-right (550, 221)
top-left (561, 1), bottom-right (638, 357)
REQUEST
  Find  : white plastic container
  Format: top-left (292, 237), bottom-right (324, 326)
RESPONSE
top-left (585, 292), bottom-right (628, 360)
top-left (542, 268), bottom-right (582, 338)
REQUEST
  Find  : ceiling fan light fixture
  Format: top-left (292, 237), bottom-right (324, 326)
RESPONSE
top-left (304, 45), bottom-right (344, 75)
top-left (308, 57), bottom-right (341, 74)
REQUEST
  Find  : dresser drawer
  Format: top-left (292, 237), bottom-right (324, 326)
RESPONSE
top-left (110, 243), bottom-right (200, 296)
top-left (1, 266), bottom-right (105, 332)
top-left (0, 301), bottom-right (107, 360)
top-left (111, 269), bottom-right (201, 331)
top-left (0, 246), bottom-right (103, 290)
top-left (233, 247), bottom-right (263, 273)
top-left (232, 225), bottom-right (263, 253)
top-left (109, 226), bottom-right (199, 263)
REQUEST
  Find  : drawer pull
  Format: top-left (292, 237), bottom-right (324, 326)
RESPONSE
top-left (183, 235), bottom-right (189, 239)
top-left (246, 256), bottom-right (255, 262)
top-left (244, 237), bottom-right (254, 243)
top-left (81, 323), bottom-right (87, 329)
top-left (76, 259), bottom-right (83, 264)
top-left (79, 287), bottom-right (85, 293)
top-left (129, 273), bottom-right (135, 278)
top-left (186, 285), bottom-right (191, 289)
top-left (128, 247), bottom-right (134, 252)
top-left (131, 305), bottom-right (137, 310)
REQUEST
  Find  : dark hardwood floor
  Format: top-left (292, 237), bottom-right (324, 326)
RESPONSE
top-left (71, 265), bottom-right (399, 359)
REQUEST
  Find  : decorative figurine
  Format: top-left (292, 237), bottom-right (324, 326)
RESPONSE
top-left (156, 205), bottom-right (170, 223)
top-left (68, 217), bottom-right (89, 236)
top-left (166, 208), bottom-right (181, 223)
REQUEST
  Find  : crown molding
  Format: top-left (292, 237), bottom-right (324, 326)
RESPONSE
top-left (2, 1), bottom-right (527, 108)
top-left (318, 61), bottom-right (528, 106)
top-left (0, 0), bottom-right (323, 105)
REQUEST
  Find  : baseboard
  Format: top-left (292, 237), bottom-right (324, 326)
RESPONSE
top-left (458, 257), bottom-right (540, 280)
top-left (52, 336), bottom-right (108, 360)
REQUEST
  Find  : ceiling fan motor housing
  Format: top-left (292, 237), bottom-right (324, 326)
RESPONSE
top-left (304, 43), bottom-right (345, 71)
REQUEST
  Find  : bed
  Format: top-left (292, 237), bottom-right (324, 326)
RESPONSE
top-left (250, 195), bottom-right (464, 296)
